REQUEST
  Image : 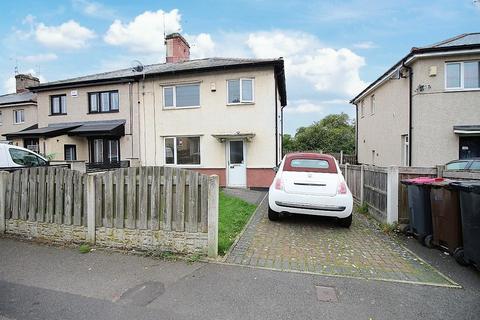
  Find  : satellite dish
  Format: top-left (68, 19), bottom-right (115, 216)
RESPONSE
top-left (131, 60), bottom-right (144, 73)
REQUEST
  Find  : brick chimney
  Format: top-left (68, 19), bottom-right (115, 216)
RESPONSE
top-left (165, 33), bottom-right (190, 63)
top-left (15, 74), bottom-right (40, 93)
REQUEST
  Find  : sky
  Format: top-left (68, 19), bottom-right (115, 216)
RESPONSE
top-left (1, 0), bottom-right (479, 134)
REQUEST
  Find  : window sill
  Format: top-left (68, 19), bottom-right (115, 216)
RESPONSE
top-left (227, 102), bottom-right (255, 106)
top-left (13, 122), bottom-right (25, 125)
top-left (88, 110), bottom-right (120, 114)
top-left (49, 113), bottom-right (68, 116)
top-left (163, 106), bottom-right (201, 110)
top-left (444, 88), bottom-right (480, 92)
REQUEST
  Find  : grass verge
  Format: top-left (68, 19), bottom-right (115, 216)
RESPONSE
top-left (218, 191), bottom-right (257, 255)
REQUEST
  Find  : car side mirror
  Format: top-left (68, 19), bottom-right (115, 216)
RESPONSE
top-left (273, 166), bottom-right (279, 172)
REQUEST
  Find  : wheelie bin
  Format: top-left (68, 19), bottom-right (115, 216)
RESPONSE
top-left (401, 177), bottom-right (443, 245)
top-left (428, 180), bottom-right (462, 253)
top-left (450, 181), bottom-right (480, 268)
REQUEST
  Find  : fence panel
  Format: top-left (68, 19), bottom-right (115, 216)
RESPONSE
top-left (363, 166), bottom-right (388, 221)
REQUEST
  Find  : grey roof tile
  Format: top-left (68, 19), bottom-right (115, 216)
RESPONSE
top-left (0, 91), bottom-right (36, 106)
top-left (421, 33), bottom-right (480, 48)
top-left (33, 57), bottom-right (282, 89)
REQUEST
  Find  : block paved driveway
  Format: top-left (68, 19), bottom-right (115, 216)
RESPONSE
top-left (225, 195), bottom-right (457, 287)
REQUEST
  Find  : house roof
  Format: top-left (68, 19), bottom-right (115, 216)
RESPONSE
top-left (0, 91), bottom-right (36, 106)
top-left (350, 33), bottom-right (480, 104)
top-left (30, 57), bottom-right (287, 106)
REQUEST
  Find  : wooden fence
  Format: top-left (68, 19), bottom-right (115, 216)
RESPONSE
top-left (342, 164), bottom-right (480, 224)
top-left (0, 166), bottom-right (219, 257)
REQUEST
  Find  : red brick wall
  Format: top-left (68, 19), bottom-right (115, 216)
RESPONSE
top-left (188, 168), bottom-right (274, 188)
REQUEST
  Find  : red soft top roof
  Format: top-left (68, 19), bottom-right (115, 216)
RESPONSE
top-left (283, 153), bottom-right (338, 173)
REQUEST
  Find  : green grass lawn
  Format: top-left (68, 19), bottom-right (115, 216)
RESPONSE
top-left (218, 191), bottom-right (257, 255)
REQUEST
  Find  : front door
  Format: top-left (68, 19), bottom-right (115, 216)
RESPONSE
top-left (227, 140), bottom-right (246, 188)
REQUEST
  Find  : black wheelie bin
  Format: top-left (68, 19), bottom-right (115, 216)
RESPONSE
top-left (450, 181), bottom-right (480, 268)
top-left (401, 177), bottom-right (443, 246)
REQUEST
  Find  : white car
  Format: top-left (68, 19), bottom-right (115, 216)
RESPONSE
top-left (268, 153), bottom-right (353, 227)
top-left (0, 143), bottom-right (48, 168)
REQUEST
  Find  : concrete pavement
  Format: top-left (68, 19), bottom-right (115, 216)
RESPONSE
top-left (0, 237), bottom-right (479, 320)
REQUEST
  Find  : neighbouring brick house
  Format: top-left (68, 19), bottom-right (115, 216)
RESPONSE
top-left (6, 33), bottom-right (287, 188)
top-left (351, 33), bottom-right (480, 167)
top-left (0, 74), bottom-right (38, 149)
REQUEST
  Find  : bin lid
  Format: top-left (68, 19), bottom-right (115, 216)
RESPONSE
top-left (449, 181), bottom-right (480, 193)
top-left (430, 179), bottom-right (457, 188)
top-left (401, 177), bottom-right (444, 185)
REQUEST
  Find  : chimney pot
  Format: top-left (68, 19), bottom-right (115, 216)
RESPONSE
top-left (165, 33), bottom-right (190, 63)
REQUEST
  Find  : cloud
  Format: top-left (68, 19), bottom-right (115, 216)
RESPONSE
top-left (285, 99), bottom-right (348, 114)
top-left (246, 31), bottom-right (367, 96)
top-left (187, 33), bottom-right (216, 58)
top-left (104, 9), bottom-right (182, 53)
top-left (19, 53), bottom-right (58, 63)
top-left (35, 20), bottom-right (96, 49)
top-left (72, 0), bottom-right (116, 19)
top-left (353, 41), bottom-right (377, 49)
top-left (2, 69), bottom-right (46, 94)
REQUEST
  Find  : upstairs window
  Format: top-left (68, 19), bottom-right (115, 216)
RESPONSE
top-left (0, 111), bottom-right (2, 125)
top-left (13, 109), bottom-right (25, 124)
top-left (360, 100), bottom-right (365, 118)
top-left (227, 78), bottom-right (254, 104)
top-left (88, 91), bottom-right (119, 113)
top-left (51, 95), bottom-right (67, 115)
top-left (446, 61), bottom-right (480, 90)
top-left (163, 83), bottom-right (200, 109)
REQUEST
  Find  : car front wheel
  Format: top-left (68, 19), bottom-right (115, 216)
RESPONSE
top-left (338, 214), bottom-right (352, 228)
top-left (268, 206), bottom-right (280, 221)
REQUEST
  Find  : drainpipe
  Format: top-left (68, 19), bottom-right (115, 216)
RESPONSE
top-left (403, 62), bottom-right (413, 167)
top-left (274, 77), bottom-right (279, 166)
top-left (355, 104), bottom-right (358, 163)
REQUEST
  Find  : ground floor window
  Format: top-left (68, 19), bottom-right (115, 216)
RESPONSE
top-left (401, 134), bottom-right (409, 166)
top-left (89, 138), bottom-right (120, 163)
top-left (459, 136), bottom-right (480, 159)
top-left (164, 136), bottom-right (200, 165)
top-left (64, 144), bottom-right (77, 161)
top-left (23, 138), bottom-right (39, 153)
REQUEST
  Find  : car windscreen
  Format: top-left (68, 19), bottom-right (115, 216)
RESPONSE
top-left (283, 157), bottom-right (337, 173)
top-left (446, 161), bottom-right (469, 170)
top-left (9, 148), bottom-right (47, 167)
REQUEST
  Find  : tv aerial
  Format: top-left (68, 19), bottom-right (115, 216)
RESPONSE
top-left (131, 60), bottom-right (144, 73)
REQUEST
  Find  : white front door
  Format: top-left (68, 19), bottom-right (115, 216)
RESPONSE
top-left (227, 140), bottom-right (246, 187)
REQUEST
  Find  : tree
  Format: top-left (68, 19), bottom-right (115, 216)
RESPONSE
top-left (283, 113), bottom-right (355, 154)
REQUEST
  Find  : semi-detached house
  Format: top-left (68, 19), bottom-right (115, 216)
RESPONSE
top-left (6, 33), bottom-right (287, 188)
top-left (351, 33), bottom-right (480, 167)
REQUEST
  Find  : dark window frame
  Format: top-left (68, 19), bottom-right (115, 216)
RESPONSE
top-left (88, 137), bottom-right (121, 164)
top-left (88, 90), bottom-right (120, 114)
top-left (50, 94), bottom-right (67, 115)
top-left (64, 144), bottom-right (77, 161)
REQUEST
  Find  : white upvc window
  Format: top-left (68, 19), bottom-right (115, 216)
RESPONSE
top-left (13, 109), bottom-right (25, 124)
top-left (445, 61), bottom-right (480, 90)
top-left (0, 111), bottom-right (2, 125)
top-left (163, 83), bottom-right (200, 109)
top-left (164, 136), bottom-right (201, 165)
top-left (360, 100), bottom-right (365, 118)
top-left (227, 78), bottom-right (254, 104)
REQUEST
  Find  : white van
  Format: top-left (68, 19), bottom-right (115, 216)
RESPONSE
top-left (0, 143), bottom-right (48, 168)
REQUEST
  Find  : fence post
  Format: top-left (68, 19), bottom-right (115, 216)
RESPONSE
top-left (386, 166), bottom-right (399, 224)
top-left (360, 165), bottom-right (365, 205)
top-left (344, 162), bottom-right (348, 184)
top-left (340, 150), bottom-right (344, 164)
top-left (0, 172), bottom-right (8, 234)
top-left (436, 165), bottom-right (445, 178)
top-left (207, 175), bottom-right (219, 258)
top-left (86, 174), bottom-right (96, 244)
